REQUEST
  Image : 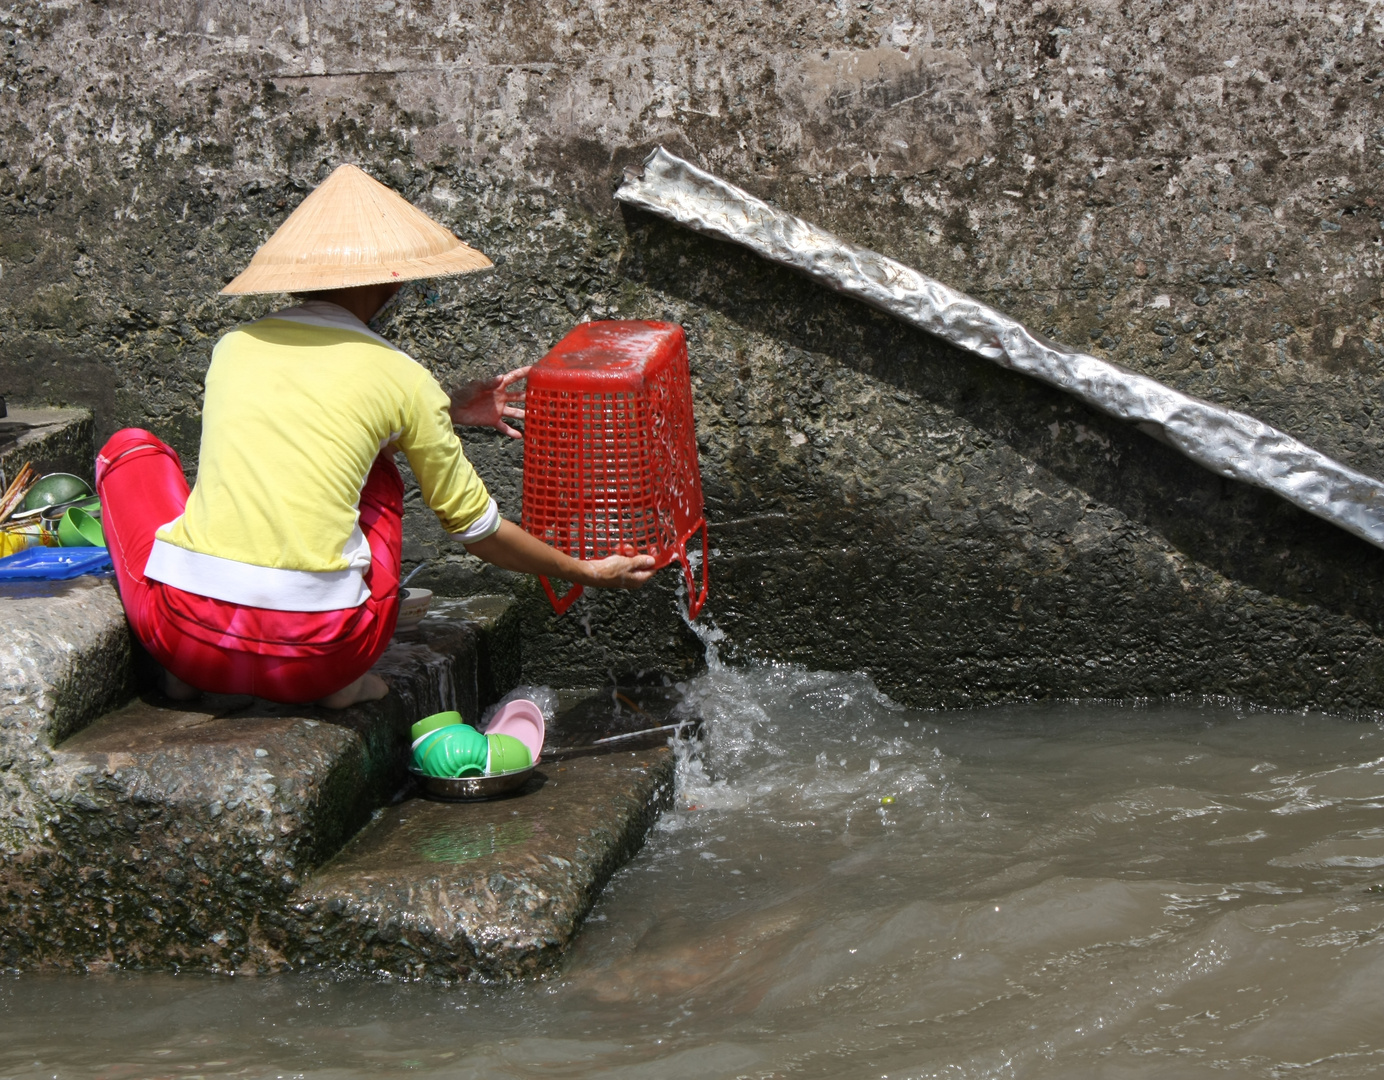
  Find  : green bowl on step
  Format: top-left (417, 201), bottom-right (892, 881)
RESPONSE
top-left (486, 732), bottom-right (533, 775)
top-left (57, 506), bottom-right (105, 548)
top-left (412, 727), bottom-right (456, 775)
top-left (411, 710), bottom-right (462, 744)
top-left (20, 473), bottom-right (93, 514)
top-left (417, 724), bottom-right (489, 778)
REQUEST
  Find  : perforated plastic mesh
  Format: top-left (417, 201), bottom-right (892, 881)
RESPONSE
top-left (521, 321), bottom-right (709, 616)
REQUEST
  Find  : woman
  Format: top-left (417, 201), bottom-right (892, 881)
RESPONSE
top-left (97, 164), bottom-right (654, 708)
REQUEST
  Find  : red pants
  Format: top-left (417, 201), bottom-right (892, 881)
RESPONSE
top-left (96, 429), bottom-right (402, 703)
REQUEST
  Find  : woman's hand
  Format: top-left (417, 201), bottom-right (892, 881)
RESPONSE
top-left (578, 552), bottom-right (658, 590)
top-left (449, 366), bottom-right (531, 438)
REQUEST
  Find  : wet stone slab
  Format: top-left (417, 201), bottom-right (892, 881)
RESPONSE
top-left (0, 599), bottom-right (522, 974)
top-left (285, 688), bottom-right (693, 982)
top-left (1, 583), bottom-right (693, 980)
top-left (0, 577), bottom-right (133, 749)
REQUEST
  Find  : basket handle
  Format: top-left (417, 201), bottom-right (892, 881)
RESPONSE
top-left (678, 521), bottom-right (710, 620)
top-left (540, 576), bottom-right (585, 615)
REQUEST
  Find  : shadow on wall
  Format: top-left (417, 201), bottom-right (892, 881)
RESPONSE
top-left (618, 207), bottom-right (1384, 642)
top-left (0, 335), bottom-right (121, 449)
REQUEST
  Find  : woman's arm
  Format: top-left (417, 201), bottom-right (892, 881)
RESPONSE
top-left (463, 519), bottom-right (657, 589)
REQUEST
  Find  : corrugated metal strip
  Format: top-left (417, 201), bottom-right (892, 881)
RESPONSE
top-left (616, 148), bottom-right (1384, 550)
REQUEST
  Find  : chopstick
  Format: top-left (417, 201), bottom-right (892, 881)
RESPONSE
top-left (546, 720), bottom-right (699, 757)
top-left (591, 720), bottom-right (695, 744)
top-left (0, 463), bottom-right (36, 525)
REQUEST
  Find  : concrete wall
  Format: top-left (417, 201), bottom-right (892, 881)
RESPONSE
top-left (3, 0), bottom-right (1384, 708)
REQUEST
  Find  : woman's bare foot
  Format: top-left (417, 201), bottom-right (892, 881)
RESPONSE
top-left (161, 668), bottom-right (201, 701)
top-left (317, 672), bottom-right (389, 710)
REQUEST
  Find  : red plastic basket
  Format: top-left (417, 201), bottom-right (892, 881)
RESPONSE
top-left (521, 320), bottom-right (709, 618)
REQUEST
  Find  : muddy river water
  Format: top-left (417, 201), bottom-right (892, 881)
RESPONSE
top-left (4, 659), bottom-right (1384, 1079)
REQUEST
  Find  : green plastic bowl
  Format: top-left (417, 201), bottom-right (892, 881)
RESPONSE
top-left (412, 729), bottom-right (445, 772)
top-left (486, 732), bottom-right (533, 775)
top-left (20, 473), bottom-right (93, 514)
top-left (57, 506), bottom-right (105, 548)
top-left (409, 731), bottom-right (476, 769)
top-left (411, 710), bottom-right (463, 744)
top-left (418, 724), bottom-right (488, 778)
top-left (411, 728), bottom-right (448, 766)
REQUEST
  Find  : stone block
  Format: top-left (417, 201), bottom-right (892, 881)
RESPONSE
top-left (0, 407), bottom-right (96, 486)
top-left (284, 745), bottom-right (677, 982)
top-left (0, 597), bottom-right (527, 974)
top-left (0, 578), bottom-right (134, 865)
top-left (281, 685), bottom-right (691, 981)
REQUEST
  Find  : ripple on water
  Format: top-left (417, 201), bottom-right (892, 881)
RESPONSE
top-left (3, 662), bottom-right (1384, 1079)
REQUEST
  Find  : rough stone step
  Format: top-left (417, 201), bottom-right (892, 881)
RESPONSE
top-left (282, 687), bottom-right (694, 982)
top-left (0, 593), bottom-right (521, 974)
top-left (0, 405), bottom-right (95, 484)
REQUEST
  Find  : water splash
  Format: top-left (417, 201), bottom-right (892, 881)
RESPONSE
top-left (665, 643), bottom-right (940, 833)
top-left (376, 641), bottom-right (458, 716)
top-left (676, 589), bottom-right (727, 670)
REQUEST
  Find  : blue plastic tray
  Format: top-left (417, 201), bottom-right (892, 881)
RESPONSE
top-left (0, 547), bottom-right (112, 580)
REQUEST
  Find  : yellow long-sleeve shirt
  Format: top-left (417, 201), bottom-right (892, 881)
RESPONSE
top-left (145, 302), bottom-right (499, 611)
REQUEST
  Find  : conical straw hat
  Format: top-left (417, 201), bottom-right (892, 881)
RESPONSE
top-left (221, 164), bottom-right (492, 295)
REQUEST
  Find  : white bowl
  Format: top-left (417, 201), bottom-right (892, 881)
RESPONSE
top-left (395, 586), bottom-right (432, 630)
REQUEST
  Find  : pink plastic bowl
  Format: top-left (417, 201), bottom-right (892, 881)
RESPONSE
top-left (484, 698), bottom-right (545, 764)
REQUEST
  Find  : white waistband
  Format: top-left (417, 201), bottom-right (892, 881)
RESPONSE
top-left (144, 540), bottom-right (372, 612)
